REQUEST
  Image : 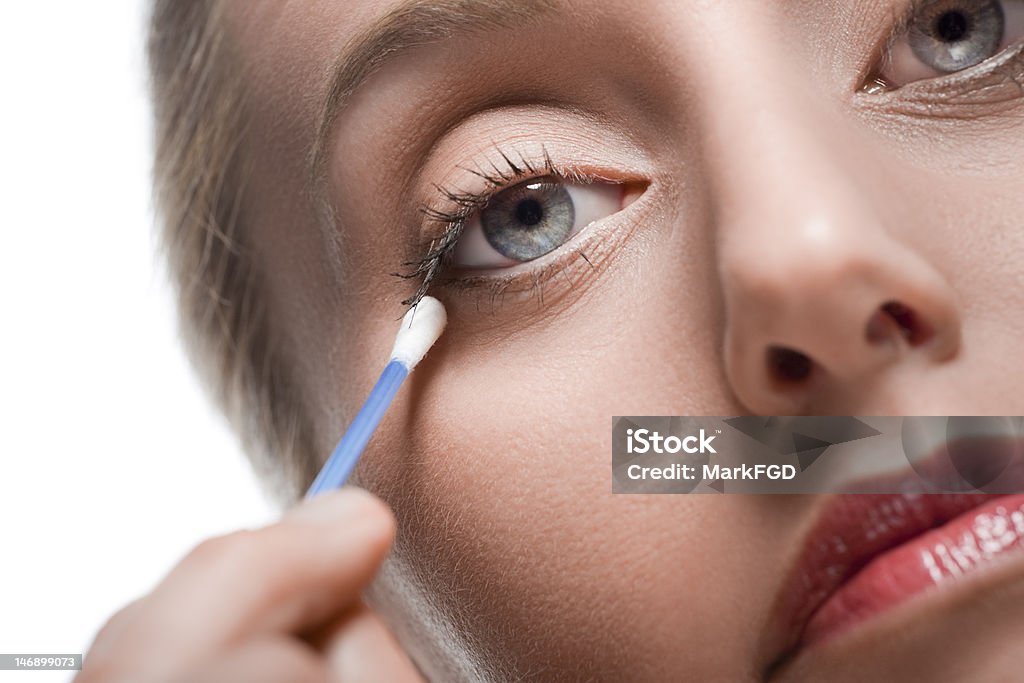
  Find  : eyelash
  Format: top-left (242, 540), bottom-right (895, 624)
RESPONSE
top-left (395, 145), bottom-right (599, 308)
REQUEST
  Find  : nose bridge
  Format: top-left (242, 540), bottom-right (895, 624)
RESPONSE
top-left (695, 32), bottom-right (877, 256)
top-left (699, 40), bottom-right (894, 352)
top-left (683, 21), bottom-right (963, 412)
top-left (659, 2), bottom-right (875, 242)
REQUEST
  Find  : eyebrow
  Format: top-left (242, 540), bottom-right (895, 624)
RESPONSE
top-left (309, 0), bottom-right (559, 185)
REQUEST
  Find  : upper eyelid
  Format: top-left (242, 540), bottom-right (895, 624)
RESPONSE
top-left (421, 149), bottom-right (618, 234)
top-left (424, 146), bottom-right (559, 221)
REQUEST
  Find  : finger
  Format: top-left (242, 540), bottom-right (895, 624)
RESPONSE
top-left (319, 602), bottom-right (423, 683)
top-left (169, 637), bottom-right (328, 683)
top-left (98, 488), bottom-right (394, 676)
top-left (78, 597), bottom-right (159, 682)
top-left (81, 597), bottom-right (146, 663)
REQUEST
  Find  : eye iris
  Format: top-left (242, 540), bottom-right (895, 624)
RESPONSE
top-left (909, 0), bottom-right (1005, 73)
top-left (481, 179), bottom-right (576, 262)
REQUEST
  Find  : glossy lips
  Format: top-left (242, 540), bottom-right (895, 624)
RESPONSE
top-left (805, 493), bottom-right (1024, 645)
top-left (771, 492), bottom-right (1024, 665)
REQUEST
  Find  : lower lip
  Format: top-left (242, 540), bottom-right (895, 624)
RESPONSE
top-left (803, 494), bottom-right (1024, 647)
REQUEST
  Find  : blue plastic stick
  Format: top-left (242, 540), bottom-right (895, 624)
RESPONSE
top-left (305, 359), bottom-right (409, 498)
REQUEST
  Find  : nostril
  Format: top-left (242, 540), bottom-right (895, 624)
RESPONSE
top-left (767, 346), bottom-right (814, 384)
top-left (866, 300), bottom-right (933, 347)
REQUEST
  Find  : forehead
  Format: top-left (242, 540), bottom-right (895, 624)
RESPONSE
top-left (221, 0), bottom-right (892, 204)
top-left (222, 0), bottom-right (879, 110)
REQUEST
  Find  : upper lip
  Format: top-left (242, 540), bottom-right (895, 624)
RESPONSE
top-left (763, 436), bottom-right (1024, 670)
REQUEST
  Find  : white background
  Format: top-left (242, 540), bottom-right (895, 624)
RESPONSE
top-left (0, 4), bottom-right (278, 681)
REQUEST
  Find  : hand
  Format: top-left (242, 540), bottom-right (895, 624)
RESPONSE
top-left (77, 488), bottom-right (422, 682)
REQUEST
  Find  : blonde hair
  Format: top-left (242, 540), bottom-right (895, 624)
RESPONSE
top-left (147, 0), bottom-right (316, 503)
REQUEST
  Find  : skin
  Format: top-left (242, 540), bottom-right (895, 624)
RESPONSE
top-left (83, 0), bottom-right (1024, 681)
top-left (78, 490), bottom-right (421, 682)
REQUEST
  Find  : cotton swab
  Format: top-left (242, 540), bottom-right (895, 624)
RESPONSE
top-left (305, 297), bottom-right (447, 498)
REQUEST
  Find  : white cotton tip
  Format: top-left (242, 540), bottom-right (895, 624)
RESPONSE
top-left (389, 296), bottom-right (447, 370)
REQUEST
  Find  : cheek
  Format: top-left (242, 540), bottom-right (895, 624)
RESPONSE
top-left (356, 296), bottom-right (792, 678)
top-left (911, 172), bottom-right (1024, 312)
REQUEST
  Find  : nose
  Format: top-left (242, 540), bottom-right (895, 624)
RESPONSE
top-left (719, 209), bottom-right (962, 413)
top-left (691, 32), bottom-right (962, 414)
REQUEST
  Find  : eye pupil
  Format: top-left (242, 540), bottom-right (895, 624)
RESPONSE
top-left (515, 198), bottom-right (545, 227)
top-left (935, 10), bottom-right (970, 42)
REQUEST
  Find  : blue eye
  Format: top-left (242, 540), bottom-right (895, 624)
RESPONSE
top-left (910, 0), bottom-right (1005, 71)
top-left (879, 0), bottom-right (1024, 86)
top-left (452, 177), bottom-right (624, 268)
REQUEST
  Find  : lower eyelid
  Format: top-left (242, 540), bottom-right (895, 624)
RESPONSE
top-left (857, 40), bottom-right (1024, 114)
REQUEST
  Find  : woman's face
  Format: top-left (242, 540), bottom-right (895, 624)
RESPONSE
top-left (225, 0), bottom-right (1024, 679)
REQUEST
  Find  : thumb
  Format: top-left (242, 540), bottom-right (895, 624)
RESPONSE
top-left (314, 601), bottom-right (424, 683)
